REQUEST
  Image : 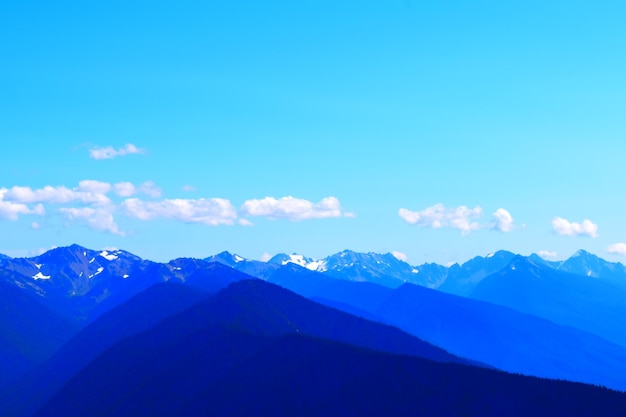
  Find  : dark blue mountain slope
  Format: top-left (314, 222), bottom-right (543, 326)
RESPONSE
top-left (372, 282), bottom-right (626, 391)
top-left (471, 256), bottom-right (626, 347)
top-left (35, 320), bottom-right (626, 416)
top-left (264, 265), bottom-right (626, 390)
top-left (264, 263), bottom-right (394, 310)
top-left (0, 269), bottom-right (77, 390)
top-left (149, 279), bottom-right (469, 365)
top-left (1, 269), bottom-right (252, 417)
top-left (436, 250), bottom-right (516, 296)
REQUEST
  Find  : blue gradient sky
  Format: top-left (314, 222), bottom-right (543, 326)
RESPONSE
top-left (2, 1), bottom-right (626, 264)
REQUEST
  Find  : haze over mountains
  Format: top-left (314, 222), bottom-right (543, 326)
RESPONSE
top-left (2, 244), bottom-right (626, 416)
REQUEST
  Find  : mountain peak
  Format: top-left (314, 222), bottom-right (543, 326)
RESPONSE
top-left (204, 251), bottom-right (249, 267)
top-left (572, 249), bottom-right (596, 259)
top-left (267, 253), bottom-right (326, 271)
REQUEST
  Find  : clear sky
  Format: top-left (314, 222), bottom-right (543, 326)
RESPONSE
top-left (2, 0), bottom-right (626, 264)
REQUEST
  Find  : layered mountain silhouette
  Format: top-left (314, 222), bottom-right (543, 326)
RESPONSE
top-left (470, 255), bottom-right (626, 347)
top-left (2, 244), bottom-right (626, 416)
top-left (34, 280), bottom-right (626, 417)
top-left (244, 262), bottom-right (626, 391)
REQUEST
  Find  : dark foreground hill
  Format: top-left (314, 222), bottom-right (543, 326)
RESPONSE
top-left (34, 280), bottom-right (626, 417)
top-left (0, 269), bottom-right (77, 390)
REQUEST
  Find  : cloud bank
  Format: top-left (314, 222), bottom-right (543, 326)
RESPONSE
top-left (0, 180), bottom-right (353, 235)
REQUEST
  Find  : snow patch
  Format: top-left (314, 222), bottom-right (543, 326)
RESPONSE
top-left (89, 257), bottom-right (95, 264)
top-left (487, 252), bottom-right (495, 258)
top-left (89, 267), bottom-right (104, 279)
top-left (123, 274), bottom-right (129, 279)
top-left (234, 254), bottom-right (245, 263)
top-left (100, 250), bottom-right (119, 261)
top-left (32, 272), bottom-right (51, 280)
top-left (34, 263), bottom-right (42, 269)
top-left (412, 268), bottom-right (419, 274)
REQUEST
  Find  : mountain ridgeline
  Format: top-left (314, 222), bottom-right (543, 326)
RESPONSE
top-left (1, 244), bottom-right (626, 416)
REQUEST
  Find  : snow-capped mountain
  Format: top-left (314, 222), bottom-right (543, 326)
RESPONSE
top-left (268, 253), bottom-right (328, 272)
top-left (238, 250), bottom-right (434, 288)
top-left (5, 244), bottom-right (626, 325)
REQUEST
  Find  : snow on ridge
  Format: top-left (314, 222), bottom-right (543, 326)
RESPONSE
top-left (100, 250), bottom-right (119, 261)
top-left (234, 254), bottom-right (245, 263)
top-left (32, 272), bottom-right (51, 280)
top-left (487, 252), bottom-right (495, 258)
top-left (282, 254), bottom-right (327, 272)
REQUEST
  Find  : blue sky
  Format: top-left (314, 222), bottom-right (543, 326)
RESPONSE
top-left (2, 0), bottom-right (626, 264)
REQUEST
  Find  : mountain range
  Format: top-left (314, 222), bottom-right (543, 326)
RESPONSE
top-left (2, 244), bottom-right (626, 416)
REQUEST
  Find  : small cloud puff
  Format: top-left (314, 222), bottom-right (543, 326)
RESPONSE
top-left (399, 204), bottom-right (483, 234)
top-left (607, 243), bottom-right (626, 256)
top-left (182, 185), bottom-right (197, 192)
top-left (60, 206), bottom-right (124, 236)
top-left (491, 208), bottom-right (515, 232)
top-left (391, 251), bottom-right (408, 262)
top-left (537, 250), bottom-right (557, 259)
top-left (551, 217), bottom-right (598, 238)
top-left (89, 143), bottom-right (145, 160)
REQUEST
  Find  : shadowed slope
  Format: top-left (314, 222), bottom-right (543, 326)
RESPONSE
top-left (35, 281), bottom-right (626, 417)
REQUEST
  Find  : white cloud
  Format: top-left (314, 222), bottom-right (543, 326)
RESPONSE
top-left (31, 222), bottom-right (41, 230)
top-left (260, 252), bottom-right (272, 262)
top-left (0, 199), bottom-right (41, 221)
top-left (399, 204), bottom-right (483, 234)
top-left (114, 182), bottom-right (136, 197)
top-left (491, 208), bottom-right (514, 232)
top-left (77, 180), bottom-right (112, 194)
top-left (89, 143), bottom-right (145, 160)
top-left (238, 219), bottom-right (254, 226)
top-left (0, 189), bottom-right (46, 221)
top-left (2, 184), bottom-right (111, 205)
top-left (138, 181), bottom-right (162, 198)
top-left (607, 243), bottom-right (626, 256)
top-left (182, 185), bottom-right (196, 192)
top-left (121, 198), bottom-right (237, 226)
top-left (552, 217), bottom-right (598, 238)
top-left (343, 211), bottom-right (357, 218)
top-left (538, 250), bottom-right (557, 259)
top-left (60, 206), bottom-right (124, 235)
top-left (241, 196), bottom-right (345, 221)
top-left (391, 251), bottom-right (408, 262)
top-left (112, 181), bottom-right (160, 198)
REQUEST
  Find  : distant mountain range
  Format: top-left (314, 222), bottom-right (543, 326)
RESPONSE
top-left (2, 244), bottom-right (626, 416)
top-left (203, 247), bottom-right (626, 294)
